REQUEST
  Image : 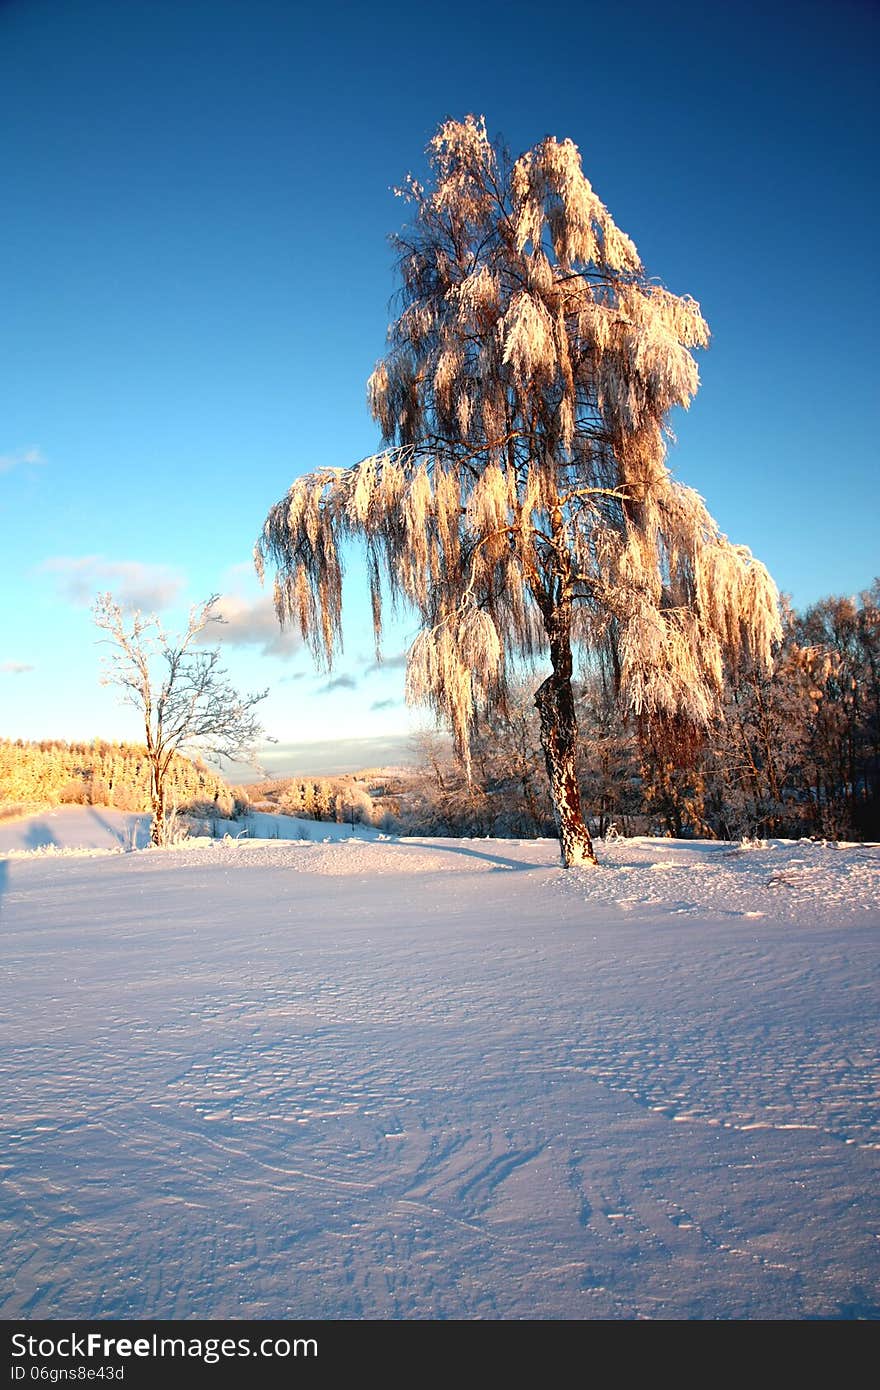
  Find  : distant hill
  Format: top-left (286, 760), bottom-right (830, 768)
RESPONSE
top-left (0, 739), bottom-right (243, 819)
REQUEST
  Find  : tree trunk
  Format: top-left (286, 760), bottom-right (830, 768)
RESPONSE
top-left (150, 766), bottom-right (166, 848)
top-left (534, 622), bottom-right (597, 868)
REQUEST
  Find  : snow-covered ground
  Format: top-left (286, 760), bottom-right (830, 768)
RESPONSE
top-left (1, 810), bottom-right (877, 1319)
top-left (0, 805), bottom-right (373, 855)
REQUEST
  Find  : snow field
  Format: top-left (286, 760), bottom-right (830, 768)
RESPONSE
top-left (1, 819), bottom-right (877, 1318)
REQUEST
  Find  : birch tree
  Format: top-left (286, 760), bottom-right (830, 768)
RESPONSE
top-left (94, 593), bottom-right (267, 846)
top-left (256, 116), bottom-right (780, 866)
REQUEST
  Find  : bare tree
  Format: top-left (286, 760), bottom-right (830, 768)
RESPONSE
top-left (93, 592), bottom-right (268, 846)
top-left (256, 116), bottom-right (780, 866)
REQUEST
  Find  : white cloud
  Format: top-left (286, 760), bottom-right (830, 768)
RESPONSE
top-left (41, 556), bottom-right (185, 609)
top-left (201, 593), bottom-right (301, 658)
top-left (0, 446), bottom-right (46, 474)
top-left (0, 661), bottom-right (34, 674)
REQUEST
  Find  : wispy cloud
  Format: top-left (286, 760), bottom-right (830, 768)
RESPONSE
top-left (200, 593), bottom-right (301, 658)
top-left (318, 674), bottom-right (358, 693)
top-left (41, 556), bottom-right (185, 609)
top-left (0, 446), bottom-right (46, 474)
top-left (0, 661), bottom-right (34, 674)
top-left (370, 698), bottom-right (399, 711)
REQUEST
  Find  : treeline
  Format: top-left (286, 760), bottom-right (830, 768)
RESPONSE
top-left (250, 773), bottom-right (396, 830)
top-left (0, 739), bottom-right (242, 818)
top-left (405, 584), bottom-right (880, 842)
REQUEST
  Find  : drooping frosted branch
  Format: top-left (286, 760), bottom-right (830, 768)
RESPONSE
top-left (257, 116), bottom-right (780, 762)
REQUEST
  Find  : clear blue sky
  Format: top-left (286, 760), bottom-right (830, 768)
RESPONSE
top-left (1, 0), bottom-right (877, 775)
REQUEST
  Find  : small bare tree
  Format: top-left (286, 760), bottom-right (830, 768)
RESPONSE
top-left (93, 592), bottom-right (268, 846)
top-left (256, 116), bottom-right (781, 866)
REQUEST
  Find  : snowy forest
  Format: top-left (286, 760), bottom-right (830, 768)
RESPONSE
top-left (0, 738), bottom-right (240, 821)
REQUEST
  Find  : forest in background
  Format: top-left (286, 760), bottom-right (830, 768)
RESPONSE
top-left (2, 585), bottom-right (877, 843)
top-left (0, 739), bottom-right (242, 821)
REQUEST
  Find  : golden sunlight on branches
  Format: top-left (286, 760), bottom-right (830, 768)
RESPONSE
top-left (257, 116), bottom-right (780, 866)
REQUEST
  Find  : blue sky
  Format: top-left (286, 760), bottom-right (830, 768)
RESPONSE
top-left (1, 0), bottom-right (877, 776)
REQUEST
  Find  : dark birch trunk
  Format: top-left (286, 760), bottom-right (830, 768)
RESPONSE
top-left (534, 616), bottom-right (598, 868)
top-left (149, 762), bottom-right (166, 847)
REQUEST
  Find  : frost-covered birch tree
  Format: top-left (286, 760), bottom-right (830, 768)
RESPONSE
top-left (256, 116), bottom-right (780, 866)
top-left (94, 593), bottom-right (268, 846)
